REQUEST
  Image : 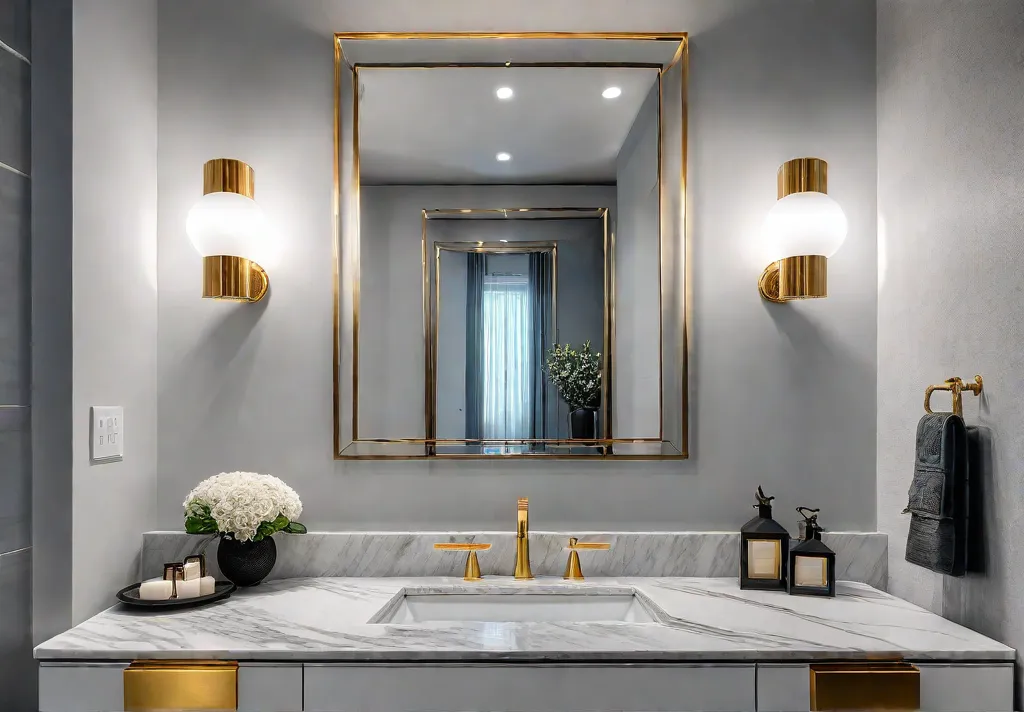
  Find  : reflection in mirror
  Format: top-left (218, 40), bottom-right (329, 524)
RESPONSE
top-left (430, 211), bottom-right (608, 455)
top-left (335, 35), bottom-right (687, 458)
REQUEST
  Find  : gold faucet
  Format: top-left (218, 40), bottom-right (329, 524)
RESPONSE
top-left (513, 497), bottom-right (533, 579)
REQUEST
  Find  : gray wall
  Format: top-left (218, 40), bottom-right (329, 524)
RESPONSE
top-left (614, 79), bottom-right (661, 439)
top-left (70, 0), bottom-right (160, 624)
top-left (156, 0), bottom-right (877, 533)
top-left (876, 0), bottom-right (1024, 702)
top-left (0, 0), bottom-right (34, 707)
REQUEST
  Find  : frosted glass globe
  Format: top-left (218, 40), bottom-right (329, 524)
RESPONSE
top-left (762, 191), bottom-right (848, 261)
top-left (186, 192), bottom-right (278, 267)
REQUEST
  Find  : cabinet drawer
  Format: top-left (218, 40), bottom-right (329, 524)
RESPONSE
top-left (810, 663), bottom-right (919, 711)
top-left (757, 662), bottom-right (1013, 712)
top-left (916, 663), bottom-right (1014, 712)
top-left (123, 661), bottom-right (237, 711)
top-left (239, 663), bottom-right (303, 712)
top-left (39, 663), bottom-right (128, 712)
top-left (304, 663), bottom-right (756, 712)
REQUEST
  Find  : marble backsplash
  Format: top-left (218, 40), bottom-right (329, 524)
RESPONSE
top-left (140, 531), bottom-right (887, 590)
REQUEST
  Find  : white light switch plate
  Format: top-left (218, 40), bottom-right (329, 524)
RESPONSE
top-left (90, 406), bottom-right (124, 462)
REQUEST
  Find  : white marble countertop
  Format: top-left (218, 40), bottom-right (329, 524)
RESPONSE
top-left (34, 577), bottom-right (1014, 663)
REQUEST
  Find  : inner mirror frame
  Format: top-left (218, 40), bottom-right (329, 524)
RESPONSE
top-left (333, 32), bottom-right (689, 460)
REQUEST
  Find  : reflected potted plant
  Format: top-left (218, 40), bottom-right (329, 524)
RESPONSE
top-left (544, 340), bottom-right (602, 441)
top-left (183, 471), bottom-right (307, 587)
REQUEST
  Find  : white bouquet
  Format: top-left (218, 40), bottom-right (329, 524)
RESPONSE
top-left (183, 471), bottom-right (307, 542)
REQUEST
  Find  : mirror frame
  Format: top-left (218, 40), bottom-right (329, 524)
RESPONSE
top-left (333, 32), bottom-right (689, 460)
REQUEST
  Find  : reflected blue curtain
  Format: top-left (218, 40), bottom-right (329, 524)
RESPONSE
top-left (464, 253), bottom-right (485, 440)
top-left (528, 252), bottom-right (553, 439)
top-left (481, 275), bottom-right (533, 440)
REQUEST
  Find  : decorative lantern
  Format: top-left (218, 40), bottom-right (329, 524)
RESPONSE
top-left (787, 507), bottom-right (836, 597)
top-left (739, 487), bottom-right (790, 590)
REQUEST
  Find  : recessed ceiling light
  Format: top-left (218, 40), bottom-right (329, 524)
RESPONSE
top-left (602, 86), bottom-right (622, 99)
top-left (496, 86), bottom-right (514, 100)
top-left (496, 152), bottom-right (512, 162)
top-left (459, 209), bottom-right (472, 213)
top-left (500, 239), bottom-right (509, 243)
top-left (518, 208), bottom-right (529, 212)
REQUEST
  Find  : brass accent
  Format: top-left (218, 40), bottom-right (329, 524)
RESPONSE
top-left (809, 663), bottom-right (920, 711)
top-left (778, 157), bottom-right (828, 199)
top-left (332, 37), bottom-right (343, 458)
top-left (123, 660), bottom-right (238, 711)
top-left (746, 539), bottom-right (782, 579)
top-left (758, 262), bottom-right (785, 304)
top-left (434, 543), bottom-right (491, 581)
top-left (759, 255), bottom-right (827, 302)
top-left (202, 158), bottom-right (254, 199)
top-left (352, 65), bottom-right (361, 442)
top-left (563, 537), bottom-right (611, 581)
top-left (332, 33), bottom-right (689, 459)
top-left (924, 375), bottom-right (983, 419)
top-left (780, 255), bottom-right (827, 300)
top-left (202, 255), bottom-right (269, 302)
top-left (336, 32), bottom-right (688, 41)
top-left (514, 497), bottom-right (534, 580)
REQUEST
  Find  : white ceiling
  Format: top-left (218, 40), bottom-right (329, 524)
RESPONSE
top-left (358, 67), bottom-right (660, 184)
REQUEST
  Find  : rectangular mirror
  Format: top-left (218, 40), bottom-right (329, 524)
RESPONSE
top-left (334, 34), bottom-right (688, 458)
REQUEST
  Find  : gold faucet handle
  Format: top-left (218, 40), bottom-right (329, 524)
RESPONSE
top-left (434, 543), bottom-right (491, 581)
top-left (564, 537), bottom-right (611, 581)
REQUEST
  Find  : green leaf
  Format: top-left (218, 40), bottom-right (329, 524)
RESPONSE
top-left (283, 521), bottom-right (307, 534)
top-left (185, 515), bottom-right (218, 535)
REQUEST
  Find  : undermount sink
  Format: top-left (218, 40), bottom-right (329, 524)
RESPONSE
top-left (372, 591), bottom-right (661, 624)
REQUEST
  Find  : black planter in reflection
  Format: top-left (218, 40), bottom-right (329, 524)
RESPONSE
top-left (217, 535), bottom-right (277, 587)
top-left (569, 407), bottom-right (598, 441)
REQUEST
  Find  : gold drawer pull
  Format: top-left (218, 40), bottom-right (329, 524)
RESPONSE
top-left (124, 660), bottom-right (237, 711)
top-left (810, 662), bottom-right (919, 711)
top-left (434, 542), bottom-right (491, 581)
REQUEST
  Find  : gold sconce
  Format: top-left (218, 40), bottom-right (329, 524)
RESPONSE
top-left (186, 158), bottom-right (274, 302)
top-left (758, 158), bottom-right (848, 303)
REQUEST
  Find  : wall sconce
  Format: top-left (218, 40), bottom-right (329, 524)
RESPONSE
top-left (758, 157), bottom-right (848, 303)
top-left (185, 158), bottom-right (273, 302)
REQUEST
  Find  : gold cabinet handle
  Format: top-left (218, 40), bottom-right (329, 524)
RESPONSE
top-left (564, 537), bottom-right (611, 581)
top-left (810, 662), bottom-right (920, 711)
top-left (434, 543), bottom-right (491, 581)
top-left (124, 661), bottom-right (237, 711)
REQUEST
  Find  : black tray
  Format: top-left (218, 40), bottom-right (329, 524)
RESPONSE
top-left (116, 581), bottom-right (236, 609)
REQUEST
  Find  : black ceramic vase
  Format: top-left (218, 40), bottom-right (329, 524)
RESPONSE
top-left (217, 535), bottom-right (277, 587)
top-left (569, 407), bottom-right (598, 440)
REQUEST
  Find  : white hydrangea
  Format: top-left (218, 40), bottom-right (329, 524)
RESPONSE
top-left (183, 471), bottom-right (303, 542)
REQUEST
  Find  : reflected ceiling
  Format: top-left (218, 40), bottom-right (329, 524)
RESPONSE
top-left (358, 67), bottom-right (659, 184)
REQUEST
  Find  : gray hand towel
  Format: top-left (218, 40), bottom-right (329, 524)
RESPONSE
top-left (903, 412), bottom-right (969, 576)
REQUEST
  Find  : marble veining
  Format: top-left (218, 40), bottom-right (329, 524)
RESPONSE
top-left (35, 577), bottom-right (1011, 663)
top-left (139, 531), bottom-right (887, 589)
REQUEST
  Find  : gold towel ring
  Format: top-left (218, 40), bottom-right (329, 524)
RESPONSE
top-left (924, 375), bottom-right (983, 418)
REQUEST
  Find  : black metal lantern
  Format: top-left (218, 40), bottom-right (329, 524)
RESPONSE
top-left (739, 487), bottom-right (790, 590)
top-left (787, 507), bottom-right (836, 597)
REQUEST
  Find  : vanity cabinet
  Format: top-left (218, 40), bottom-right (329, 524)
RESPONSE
top-left (40, 660), bottom-right (1015, 712)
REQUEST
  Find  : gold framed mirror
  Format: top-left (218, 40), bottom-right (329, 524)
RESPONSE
top-left (334, 32), bottom-right (688, 459)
